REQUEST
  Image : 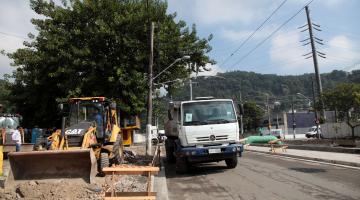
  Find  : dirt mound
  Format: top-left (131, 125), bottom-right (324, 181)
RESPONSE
top-left (0, 146), bottom-right (160, 199)
top-left (0, 174), bottom-right (148, 200)
top-left (0, 179), bottom-right (102, 200)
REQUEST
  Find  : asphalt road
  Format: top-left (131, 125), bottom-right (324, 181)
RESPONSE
top-left (165, 151), bottom-right (360, 200)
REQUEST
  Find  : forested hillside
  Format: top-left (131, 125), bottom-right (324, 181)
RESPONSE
top-left (173, 70), bottom-right (359, 108)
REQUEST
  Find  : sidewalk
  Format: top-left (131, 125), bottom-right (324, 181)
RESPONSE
top-left (246, 146), bottom-right (360, 168)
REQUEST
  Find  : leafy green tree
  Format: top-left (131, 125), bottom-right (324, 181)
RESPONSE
top-left (0, 77), bottom-right (14, 113)
top-left (243, 101), bottom-right (265, 131)
top-left (323, 83), bottom-right (360, 138)
top-left (5, 0), bottom-right (213, 127)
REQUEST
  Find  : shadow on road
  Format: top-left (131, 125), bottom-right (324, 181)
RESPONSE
top-left (164, 159), bottom-right (228, 179)
top-left (289, 167), bottom-right (327, 173)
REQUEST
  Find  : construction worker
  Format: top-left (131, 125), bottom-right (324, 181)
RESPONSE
top-left (12, 126), bottom-right (22, 152)
top-left (93, 108), bottom-right (104, 138)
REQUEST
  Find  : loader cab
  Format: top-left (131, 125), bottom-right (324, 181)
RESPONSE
top-left (67, 97), bottom-right (110, 140)
top-left (68, 101), bottom-right (104, 126)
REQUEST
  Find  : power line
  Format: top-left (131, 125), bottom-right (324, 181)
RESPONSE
top-left (342, 61), bottom-right (360, 72)
top-left (229, 0), bottom-right (314, 69)
top-left (0, 31), bottom-right (28, 40)
top-left (218, 0), bottom-right (288, 68)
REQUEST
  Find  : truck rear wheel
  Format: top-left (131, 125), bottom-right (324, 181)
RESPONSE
top-left (225, 156), bottom-right (238, 169)
top-left (165, 139), bottom-right (175, 163)
top-left (176, 156), bottom-right (188, 174)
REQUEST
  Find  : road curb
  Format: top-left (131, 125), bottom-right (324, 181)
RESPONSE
top-left (250, 144), bottom-right (360, 154)
top-left (246, 149), bottom-right (360, 168)
top-left (154, 158), bottom-right (169, 200)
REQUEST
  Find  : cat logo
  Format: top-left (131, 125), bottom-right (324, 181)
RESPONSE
top-left (65, 129), bottom-right (84, 135)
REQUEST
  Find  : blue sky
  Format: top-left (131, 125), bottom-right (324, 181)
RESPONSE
top-left (1, 0), bottom-right (360, 77)
top-left (167, 0), bottom-right (360, 75)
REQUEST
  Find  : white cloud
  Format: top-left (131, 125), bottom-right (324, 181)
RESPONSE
top-left (0, 35), bottom-right (26, 76)
top-left (320, 35), bottom-right (360, 70)
top-left (192, 63), bottom-right (223, 77)
top-left (220, 25), bottom-right (277, 42)
top-left (0, 0), bottom-right (49, 78)
top-left (168, 0), bottom-right (276, 26)
top-left (269, 30), bottom-right (360, 74)
top-left (0, 1), bottom-right (40, 77)
top-left (288, 0), bottom-right (342, 8)
top-left (269, 30), bottom-right (311, 72)
top-left (323, 0), bottom-right (342, 7)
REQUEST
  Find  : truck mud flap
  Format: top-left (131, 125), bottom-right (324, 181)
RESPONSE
top-left (6, 149), bottom-right (97, 187)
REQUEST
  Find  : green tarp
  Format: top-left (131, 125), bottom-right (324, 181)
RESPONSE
top-left (246, 135), bottom-right (282, 144)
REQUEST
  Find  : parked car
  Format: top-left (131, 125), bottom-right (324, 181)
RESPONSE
top-left (305, 126), bottom-right (323, 138)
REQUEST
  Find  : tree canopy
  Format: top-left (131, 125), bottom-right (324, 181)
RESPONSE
top-left (6, 0), bottom-right (213, 127)
top-left (242, 101), bottom-right (265, 131)
top-left (174, 70), bottom-right (354, 110)
top-left (0, 78), bottom-right (13, 113)
top-left (323, 83), bottom-right (360, 138)
top-left (323, 83), bottom-right (360, 120)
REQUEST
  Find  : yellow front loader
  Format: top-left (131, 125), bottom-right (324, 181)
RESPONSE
top-left (7, 97), bottom-right (139, 187)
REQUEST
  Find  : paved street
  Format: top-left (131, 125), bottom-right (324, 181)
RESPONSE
top-left (165, 151), bottom-right (360, 200)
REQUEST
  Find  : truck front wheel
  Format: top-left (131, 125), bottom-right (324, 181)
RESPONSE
top-left (225, 156), bottom-right (238, 169)
top-left (176, 156), bottom-right (188, 174)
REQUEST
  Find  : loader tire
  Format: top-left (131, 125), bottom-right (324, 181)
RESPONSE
top-left (99, 152), bottom-right (110, 174)
top-left (112, 134), bottom-right (122, 165)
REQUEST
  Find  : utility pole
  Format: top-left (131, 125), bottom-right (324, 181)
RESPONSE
top-left (239, 92), bottom-right (244, 135)
top-left (291, 96), bottom-right (296, 139)
top-left (146, 22), bottom-right (154, 156)
top-left (189, 79), bottom-right (193, 100)
top-left (266, 94), bottom-right (271, 133)
top-left (304, 6), bottom-right (326, 120)
top-left (311, 77), bottom-right (320, 139)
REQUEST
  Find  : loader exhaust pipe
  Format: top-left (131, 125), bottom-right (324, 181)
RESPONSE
top-left (61, 116), bottom-right (66, 137)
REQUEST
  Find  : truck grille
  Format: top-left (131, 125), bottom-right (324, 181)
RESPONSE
top-left (196, 135), bottom-right (228, 142)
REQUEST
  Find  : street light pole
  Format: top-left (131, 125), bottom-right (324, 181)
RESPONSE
top-left (239, 92), bottom-right (244, 135)
top-left (146, 22), bottom-right (155, 156)
top-left (296, 93), bottom-right (312, 108)
top-left (266, 94), bottom-right (271, 133)
top-left (189, 78), bottom-right (193, 100)
top-left (147, 55), bottom-right (190, 155)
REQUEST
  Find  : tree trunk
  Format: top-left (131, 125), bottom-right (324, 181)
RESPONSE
top-left (346, 121), bottom-right (357, 139)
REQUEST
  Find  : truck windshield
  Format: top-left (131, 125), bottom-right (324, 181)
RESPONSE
top-left (182, 101), bottom-right (237, 126)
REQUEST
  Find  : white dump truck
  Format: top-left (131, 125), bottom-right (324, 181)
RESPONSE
top-left (164, 97), bottom-right (243, 173)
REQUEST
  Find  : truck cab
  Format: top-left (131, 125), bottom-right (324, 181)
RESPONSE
top-left (165, 98), bottom-right (243, 173)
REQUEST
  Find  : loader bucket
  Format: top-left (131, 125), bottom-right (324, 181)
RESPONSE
top-left (6, 149), bottom-right (97, 187)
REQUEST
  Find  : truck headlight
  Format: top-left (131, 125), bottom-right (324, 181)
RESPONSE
top-left (232, 147), bottom-right (237, 152)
